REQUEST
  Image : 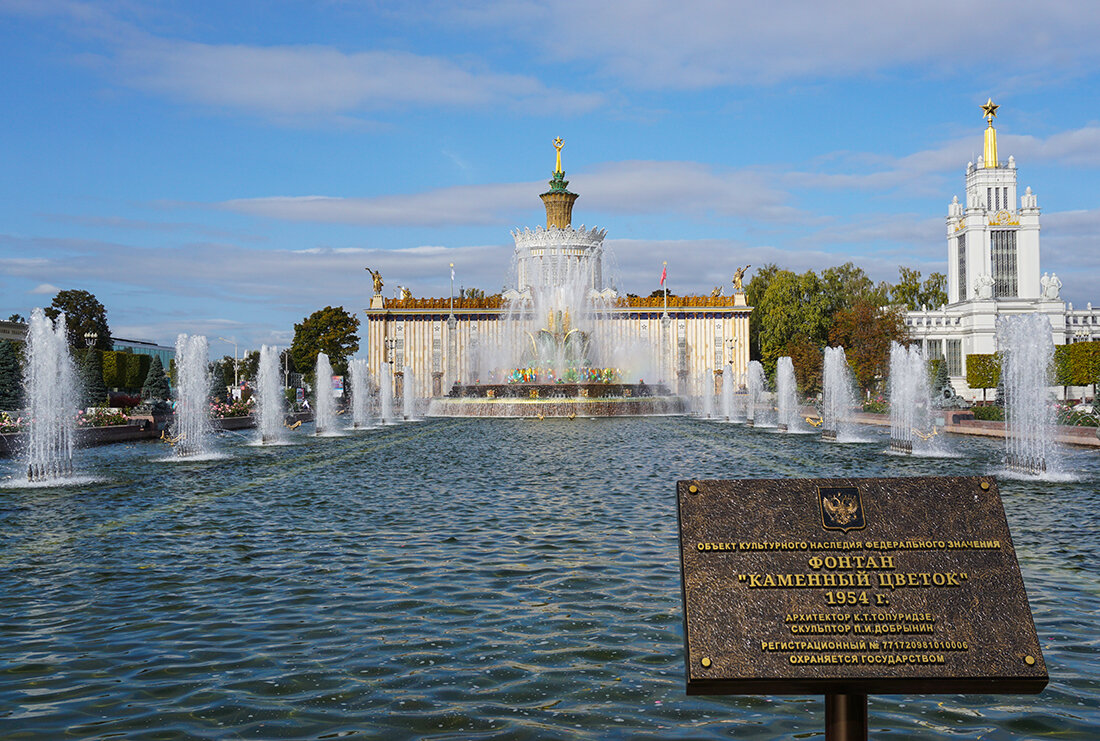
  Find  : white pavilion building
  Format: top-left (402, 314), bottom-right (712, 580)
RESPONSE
top-left (905, 101), bottom-right (1099, 399)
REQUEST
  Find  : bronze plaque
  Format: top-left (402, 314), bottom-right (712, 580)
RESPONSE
top-left (677, 476), bottom-right (1047, 695)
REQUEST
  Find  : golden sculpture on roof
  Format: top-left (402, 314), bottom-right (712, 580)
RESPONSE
top-left (365, 267), bottom-right (383, 295)
top-left (553, 137), bottom-right (564, 173)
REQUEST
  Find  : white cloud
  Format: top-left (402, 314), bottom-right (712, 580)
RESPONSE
top-left (441, 0), bottom-right (1100, 89)
top-left (108, 37), bottom-right (603, 119)
top-left (29, 282), bottom-right (60, 294)
top-left (219, 160), bottom-right (802, 226)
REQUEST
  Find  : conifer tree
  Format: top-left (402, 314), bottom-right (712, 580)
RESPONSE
top-left (0, 340), bottom-right (23, 410)
top-left (80, 349), bottom-right (108, 407)
top-left (142, 355), bottom-right (170, 401)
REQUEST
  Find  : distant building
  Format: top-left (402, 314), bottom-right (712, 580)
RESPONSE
top-left (0, 320), bottom-right (27, 344)
top-left (112, 337), bottom-right (175, 368)
top-left (363, 142), bottom-right (752, 400)
top-left (905, 101), bottom-right (1099, 399)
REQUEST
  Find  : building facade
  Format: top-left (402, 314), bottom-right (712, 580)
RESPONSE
top-left (363, 143), bottom-right (751, 401)
top-left (905, 101), bottom-right (1099, 398)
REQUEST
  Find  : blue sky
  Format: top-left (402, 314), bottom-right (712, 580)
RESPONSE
top-left (2, 0), bottom-right (1098, 351)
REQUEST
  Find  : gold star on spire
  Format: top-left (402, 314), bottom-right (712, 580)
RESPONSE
top-left (981, 98), bottom-right (999, 122)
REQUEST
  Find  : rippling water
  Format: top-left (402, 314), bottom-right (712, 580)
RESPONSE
top-left (1, 419), bottom-right (1098, 739)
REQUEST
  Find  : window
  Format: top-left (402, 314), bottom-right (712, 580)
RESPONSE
top-left (991, 230), bottom-right (1018, 297)
top-left (995, 188), bottom-right (1000, 210)
top-left (946, 340), bottom-right (962, 377)
top-left (987, 187), bottom-right (992, 210)
top-left (956, 234), bottom-right (967, 300)
top-left (926, 339), bottom-right (942, 361)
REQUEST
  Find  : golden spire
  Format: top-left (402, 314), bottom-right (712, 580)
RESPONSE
top-left (553, 137), bottom-right (564, 174)
top-left (541, 136), bottom-right (577, 228)
top-left (982, 98), bottom-right (999, 168)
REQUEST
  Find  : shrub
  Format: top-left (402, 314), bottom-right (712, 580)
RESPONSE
top-left (861, 396), bottom-right (889, 414)
top-left (970, 405), bottom-right (1004, 422)
top-left (0, 411), bottom-right (24, 433)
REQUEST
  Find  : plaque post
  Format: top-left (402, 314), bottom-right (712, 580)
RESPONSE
top-left (825, 694), bottom-right (867, 741)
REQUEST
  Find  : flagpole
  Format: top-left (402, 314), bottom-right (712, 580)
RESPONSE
top-left (449, 262), bottom-right (455, 318)
top-left (660, 259), bottom-right (668, 314)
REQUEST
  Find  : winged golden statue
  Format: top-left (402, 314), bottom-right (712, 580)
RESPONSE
top-left (822, 492), bottom-right (860, 525)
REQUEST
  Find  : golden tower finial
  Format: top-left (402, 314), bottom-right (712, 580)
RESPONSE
top-left (553, 137), bottom-right (564, 174)
top-left (982, 98), bottom-right (999, 168)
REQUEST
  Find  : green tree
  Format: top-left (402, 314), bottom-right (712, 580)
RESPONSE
top-left (745, 263), bottom-right (782, 361)
top-left (291, 306), bottom-right (361, 379)
top-left (44, 289), bottom-right (112, 349)
top-left (890, 267), bottom-right (924, 310)
top-left (240, 350), bottom-right (260, 384)
top-left (820, 262), bottom-right (889, 315)
top-left (921, 272), bottom-right (948, 308)
top-left (0, 340), bottom-right (23, 410)
top-left (829, 300), bottom-right (908, 397)
top-left (142, 355), bottom-right (170, 401)
top-left (965, 353), bottom-right (1000, 403)
top-left (80, 349), bottom-right (108, 407)
top-left (757, 270), bottom-right (831, 376)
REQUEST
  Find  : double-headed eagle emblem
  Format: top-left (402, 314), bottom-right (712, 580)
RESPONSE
top-left (819, 486), bottom-right (866, 532)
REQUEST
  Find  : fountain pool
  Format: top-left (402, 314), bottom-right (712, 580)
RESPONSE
top-left (1, 419), bottom-right (1097, 738)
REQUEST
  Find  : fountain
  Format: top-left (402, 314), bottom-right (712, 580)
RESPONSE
top-left (379, 362), bottom-right (395, 423)
top-left (699, 370), bottom-right (715, 419)
top-left (821, 346), bottom-right (856, 441)
top-left (402, 365), bottom-right (416, 420)
top-left (24, 308), bottom-right (77, 481)
top-left (348, 358), bottom-right (373, 429)
top-left (720, 364), bottom-right (735, 421)
top-left (172, 334), bottom-right (213, 457)
top-left (745, 361), bottom-right (775, 427)
top-left (256, 345), bottom-right (285, 444)
top-left (314, 353), bottom-right (337, 434)
top-left (776, 356), bottom-right (804, 432)
top-left (888, 343), bottom-right (930, 454)
top-left (998, 315), bottom-right (1060, 475)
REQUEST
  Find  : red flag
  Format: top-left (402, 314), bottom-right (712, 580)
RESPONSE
top-left (660, 265), bottom-right (667, 286)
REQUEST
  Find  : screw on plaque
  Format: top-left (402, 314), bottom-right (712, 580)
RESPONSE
top-left (700, 657), bottom-right (712, 668)
top-left (689, 484), bottom-right (699, 494)
top-left (980, 481), bottom-right (990, 491)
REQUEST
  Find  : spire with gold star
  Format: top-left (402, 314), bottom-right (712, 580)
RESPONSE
top-left (982, 98), bottom-right (999, 168)
top-left (540, 137), bottom-right (578, 228)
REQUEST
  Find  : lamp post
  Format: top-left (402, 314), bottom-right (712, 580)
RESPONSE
top-left (217, 336), bottom-right (239, 391)
top-left (83, 331), bottom-right (98, 349)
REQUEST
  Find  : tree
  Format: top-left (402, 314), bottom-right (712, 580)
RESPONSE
top-left (829, 300), bottom-right (908, 397)
top-left (820, 262), bottom-right (889, 315)
top-left (6, 313), bottom-right (26, 323)
top-left (784, 337), bottom-right (824, 397)
top-left (80, 349), bottom-right (108, 407)
top-left (757, 270), bottom-right (831, 376)
top-left (891, 267), bottom-right (924, 310)
top-left (891, 267), bottom-right (949, 310)
top-left (142, 355), bottom-right (170, 401)
top-left (240, 350), bottom-right (260, 384)
top-left (745, 263), bottom-right (782, 361)
top-left (921, 272), bottom-right (948, 308)
top-left (291, 306), bottom-right (361, 379)
top-left (0, 340), bottom-right (23, 410)
top-left (44, 289), bottom-right (112, 349)
top-left (965, 353), bottom-right (1000, 403)
top-left (648, 289), bottom-right (675, 298)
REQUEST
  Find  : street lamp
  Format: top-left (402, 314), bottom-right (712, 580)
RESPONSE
top-left (83, 331), bottom-right (98, 349)
top-left (217, 336), bottom-right (239, 390)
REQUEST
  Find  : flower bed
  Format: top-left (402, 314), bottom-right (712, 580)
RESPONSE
top-left (77, 408), bottom-right (130, 427)
top-left (0, 411), bottom-right (23, 433)
top-left (210, 398), bottom-right (255, 419)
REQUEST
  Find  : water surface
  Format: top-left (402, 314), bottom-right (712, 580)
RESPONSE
top-left (1, 419), bottom-right (1097, 738)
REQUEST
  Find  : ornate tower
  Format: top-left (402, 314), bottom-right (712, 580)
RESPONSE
top-left (945, 100), bottom-right (1041, 303)
top-left (540, 137), bottom-right (579, 228)
top-left (510, 139), bottom-right (609, 296)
